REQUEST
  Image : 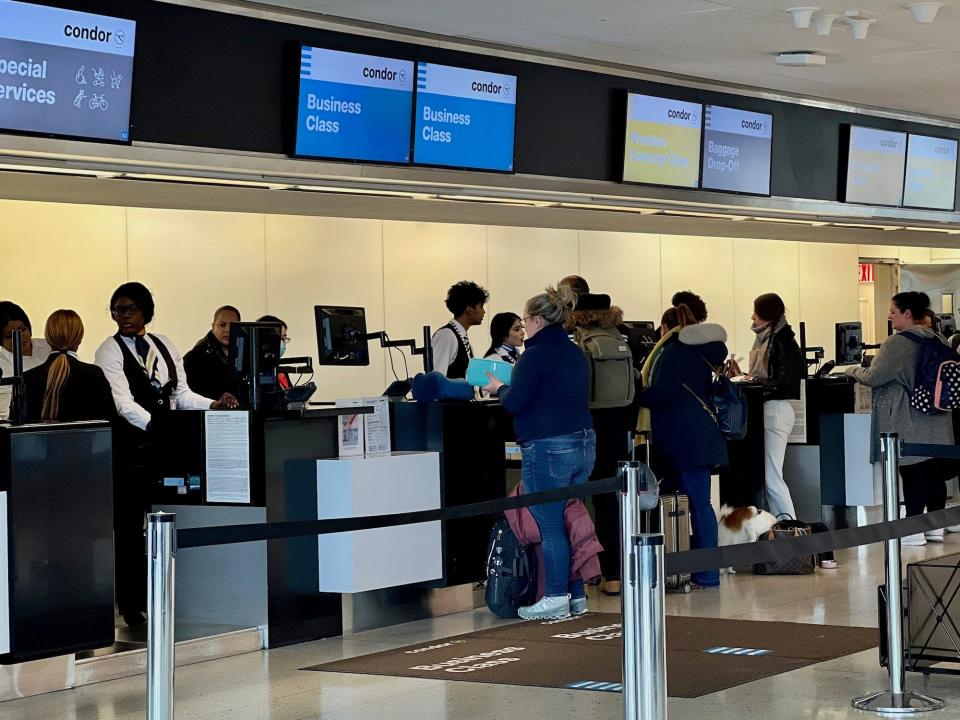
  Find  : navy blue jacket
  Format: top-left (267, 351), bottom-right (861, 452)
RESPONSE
top-left (497, 323), bottom-right (593, 443)
top-left (639, 323), bottom-right (729, 474)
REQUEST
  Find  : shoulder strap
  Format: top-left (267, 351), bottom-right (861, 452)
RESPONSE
top-left (148, 334), bottom-right (178, 387)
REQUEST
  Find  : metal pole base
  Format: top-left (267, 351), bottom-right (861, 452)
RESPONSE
top-left (852, 690), bottom-right (945, 714)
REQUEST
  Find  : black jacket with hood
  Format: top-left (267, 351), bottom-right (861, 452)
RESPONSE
top-left (183, 332), bottom-right (240, 401)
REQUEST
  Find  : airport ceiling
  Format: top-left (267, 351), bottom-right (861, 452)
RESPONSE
top-left (228, 0), bottom-right (960, 122)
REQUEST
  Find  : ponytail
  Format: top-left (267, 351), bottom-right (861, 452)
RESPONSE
top-left (41, 354), bottom-right (71, 422)
top-left (40, 309), bottom-right (84, 423)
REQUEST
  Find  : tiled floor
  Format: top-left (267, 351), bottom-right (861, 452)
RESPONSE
top-left (6, 538), bottom-right (960, 719)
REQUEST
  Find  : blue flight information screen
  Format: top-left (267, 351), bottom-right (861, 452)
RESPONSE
top-left (295, 46), bottom-right (414, 163)
top-left (413, 62), bottom-right (517, 171)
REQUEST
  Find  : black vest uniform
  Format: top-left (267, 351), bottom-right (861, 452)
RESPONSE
top-left (112, 333), bottom-right (178, 623)
top-left (441, 323), bottom-right (471, 379)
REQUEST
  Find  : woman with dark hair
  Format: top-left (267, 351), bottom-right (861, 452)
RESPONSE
top-left (0, 301), bottom-right (51, 420)
top-left (484, 285), bottom-right (596, 620)
top-left (846, 291), bottom-right (954, 546)
top-left (95, 282), bottom-right (238, 625)
top-left (484, 312), bottom-right (523, 364)
top-left (24, 310), bottom-right (116, 423)
top-left (727, 293), bottom-right (803, 518)
top-left (640, 310), bottom-right (728, 589)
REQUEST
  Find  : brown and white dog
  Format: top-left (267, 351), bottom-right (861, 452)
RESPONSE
top-left (717, 505), bottom-right (778, 574)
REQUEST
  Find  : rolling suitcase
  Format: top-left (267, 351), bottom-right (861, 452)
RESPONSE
top-left (632, 432), bottom-right (689, 592)
top-left (641, 493), bottom-right (692, 594)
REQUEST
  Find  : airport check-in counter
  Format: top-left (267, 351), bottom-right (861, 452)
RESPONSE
top-left (0, 421), bottom-right (114, 665)
top-left (150, 404), bottom-right (455, 646)
top-left (390, 399), bottom-right (513, 587)
top-left (150, 407), bottom-right (360, 647)
top-left (720, 377), bottom-right (872, 528)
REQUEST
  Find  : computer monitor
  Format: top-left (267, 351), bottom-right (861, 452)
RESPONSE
top-left (835, 322), bottom-right (863, 365)
top-left (228, 322), bottom-right (283, 409)
top-left (315, 306), bottom-right (370, 366)
top-left (622, 321), bottom-right (659, 369)
top-left (938, 313), bottom-right (957, 339)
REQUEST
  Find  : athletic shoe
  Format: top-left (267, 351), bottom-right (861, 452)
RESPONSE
top-left (518, 595), bottom-right (570, 620)
top-left (570, 597), bottom-right (588, 616)
top-left (947, 525), bottom-right (960, 533)
top-left (925, 529), bottom-right (945, 543)
top-left (819, 559), bottom-right (839, 570)
top-left (902, 533), bottom-right (927, 547)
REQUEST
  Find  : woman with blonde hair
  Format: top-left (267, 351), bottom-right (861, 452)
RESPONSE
top-left (484, 285), bottom-right (596, 620)
top-left (24, 310), bottom-right (116, 423)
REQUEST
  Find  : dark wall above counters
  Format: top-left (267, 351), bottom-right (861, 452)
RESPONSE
top-left (15, 0), bottom-right (960, 208)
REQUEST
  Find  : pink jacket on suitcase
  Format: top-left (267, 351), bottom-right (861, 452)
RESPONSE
top-left (504, 485), bottom-right (604, 597)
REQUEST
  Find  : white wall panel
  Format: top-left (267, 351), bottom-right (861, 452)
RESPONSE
top-left (126, 208), bottom-right (267, 355)
top-left (578, 231), bottom-right (661, 323)
top-left (486, 226), bottom-right (579, 328)
top-left (382, 221), bottom-right (487, 360)
top-left (731, 238), bottom-right (801, 362)
top-left (0, 200), bottom-right (126, 361)
top-left (265, 215), bottom-right (386, 399)
top-left (659, 235), bottom-right (736, 348)
top-left (798, 242), bottom-right (860, 362)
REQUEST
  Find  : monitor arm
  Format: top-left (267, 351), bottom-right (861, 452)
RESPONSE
top-left (364, 325), bottom-right (434, 374)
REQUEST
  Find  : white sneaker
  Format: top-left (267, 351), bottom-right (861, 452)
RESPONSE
top-left (570, 597), bottom-right (588, 616)
top-left (947, 525), bottom-right (960, 533)
top-left (518, 595), bottom-right (570, 620)
top-left (902, 533), bottom-right (927, 547)
top-left (925, 529), bottom-right (945, 543)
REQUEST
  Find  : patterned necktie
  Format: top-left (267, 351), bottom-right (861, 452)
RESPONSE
top-left (134, 335), bottom-right (158, 381)
top-left (452, 323), bottom-right (473, 358)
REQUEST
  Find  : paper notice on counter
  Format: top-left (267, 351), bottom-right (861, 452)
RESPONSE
top-left (788, 381), bottom-right (808, 444)
top-left (363, 396), bottom-right (392, 455)
top-left (204, 411), bottom-right (251, 504)
top-left (336, 398), bottom-right (365, 457)
top-left (855, 383), bottom-right (873, 414)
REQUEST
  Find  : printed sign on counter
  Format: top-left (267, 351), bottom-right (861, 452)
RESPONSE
top-left (204, 411), bottom-right (251, 504)
top-left (0, 492), bottom-right (8, 655)
top-left (336, 397), bottom-right (393, 456)
top-left (336, 398), bottom-right (366, 457)
top-left (362, 396), bottom-right (392, 455)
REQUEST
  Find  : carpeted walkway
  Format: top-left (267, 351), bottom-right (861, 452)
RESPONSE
top-left (304, 613), bottom-right (879, 697)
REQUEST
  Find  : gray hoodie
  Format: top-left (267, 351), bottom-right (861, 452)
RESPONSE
top-left (846, 326), bottom-right (954, 465)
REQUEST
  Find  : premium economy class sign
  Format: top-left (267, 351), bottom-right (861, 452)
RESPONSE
top-left (844, 126), bottom-right (907, 206)
top-left (295, 47), bottom-right (414, 163)
top-left (413, 62), bottom-right (517, 172)
top-left (0, 0), bottom-right (136, 142)
top-left (623, 94), bottom-right (702, 188)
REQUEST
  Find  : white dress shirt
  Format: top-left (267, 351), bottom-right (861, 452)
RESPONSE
top-left (430, 320), bottom-right (471, 376)
top-left (0, 338), bottom-right (51, 421)
top-left (95, 333), bottom-right (214, 431)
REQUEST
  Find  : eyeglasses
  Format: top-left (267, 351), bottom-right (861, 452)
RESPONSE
top-left (111, 303), bottom-right (141, 318)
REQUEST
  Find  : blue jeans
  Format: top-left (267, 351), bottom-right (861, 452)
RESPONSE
top-left (674, 467), bottom-right (719, 588)
top-left (521, 429), bottom-right (597, 598)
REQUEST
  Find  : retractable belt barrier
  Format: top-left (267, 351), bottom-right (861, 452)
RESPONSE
top-left (178, 440), bottom-right (960, 576)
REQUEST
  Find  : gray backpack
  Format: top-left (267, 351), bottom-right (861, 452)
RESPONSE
top-left (574, 326), bottom-right (636, 409)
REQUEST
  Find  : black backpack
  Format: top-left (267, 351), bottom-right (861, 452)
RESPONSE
top-left (484, 517), bottom-right (538, 618)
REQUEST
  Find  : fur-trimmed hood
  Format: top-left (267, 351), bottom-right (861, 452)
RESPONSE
top-left (679, 323), bottom-right (727, 346)
top-left (564, 305), bottom-right (624, 331)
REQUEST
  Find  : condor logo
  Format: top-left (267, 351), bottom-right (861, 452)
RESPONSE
top-left (63, 24), bottom-right (115, 44)
top-left (880, 138), bottom-right (901, 149)
top-left (362, 66), bottom-right (405, 83)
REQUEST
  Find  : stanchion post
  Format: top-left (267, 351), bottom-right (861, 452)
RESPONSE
top-left (632, 534), bottom-right (667, 720)
top-left (852, 433), bottom-right (944, 714)
top-left (619, 459), bottom-right (641, 720)
top-left (147, 512), bottom-right (177, 720)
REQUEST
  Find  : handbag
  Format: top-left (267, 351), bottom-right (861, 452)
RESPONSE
top-left (683, 358), bottom-right (748, 441)
top-left (752, 515), bottom-right (816, 575)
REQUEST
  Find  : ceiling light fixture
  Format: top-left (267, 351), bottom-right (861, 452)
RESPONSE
top-left (843, 10), bottom-right (876, 39)
top-left (786, 6), bottom-right (820, 28)
top-left (813, 13), bottom-right (840, 35)
top-left (905, 2), bottom-right (943, 23)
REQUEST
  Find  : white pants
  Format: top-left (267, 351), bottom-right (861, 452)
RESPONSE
top-left (763, 400), bottom-right (796, 518)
